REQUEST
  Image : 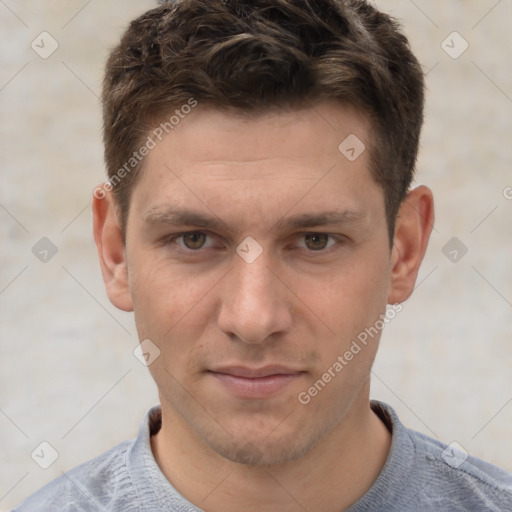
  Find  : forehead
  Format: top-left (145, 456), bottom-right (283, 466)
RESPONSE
top-left (153, 102), bottom-right (371, 167)
top-left (129, 101), bottom-right (383, 229)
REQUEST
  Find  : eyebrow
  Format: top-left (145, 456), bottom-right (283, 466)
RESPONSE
top-left (142, 207), bottom-right (366, 232)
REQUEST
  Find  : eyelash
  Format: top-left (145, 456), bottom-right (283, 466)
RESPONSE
top-left (163, 231), bottom-right (345, 254)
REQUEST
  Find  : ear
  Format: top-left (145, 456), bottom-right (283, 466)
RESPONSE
top-left (388, 185), bottom-right (434, 304)
top-left (92, 186), bottom-right (133, 312)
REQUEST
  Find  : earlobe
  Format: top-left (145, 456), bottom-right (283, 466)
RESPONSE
top-left (92, 187), bottom-right (133, 312)
top-left (387, 185), bottom-right (434, 304)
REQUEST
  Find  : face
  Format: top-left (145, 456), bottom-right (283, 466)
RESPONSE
top-left (116, 102), bottom-right (397, 465)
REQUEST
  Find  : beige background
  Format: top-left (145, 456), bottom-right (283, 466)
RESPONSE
top-left (1, 1), bottom-right (511, 509)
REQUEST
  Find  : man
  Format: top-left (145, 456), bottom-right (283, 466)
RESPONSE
top-left (15, 0), bottom-right (512, 510)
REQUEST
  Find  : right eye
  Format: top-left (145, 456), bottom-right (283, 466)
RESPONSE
top-left (165, 231), bottom-right (216, 251)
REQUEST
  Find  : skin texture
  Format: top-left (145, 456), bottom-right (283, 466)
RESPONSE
top-left (93, 101), bottom-right (434, 511)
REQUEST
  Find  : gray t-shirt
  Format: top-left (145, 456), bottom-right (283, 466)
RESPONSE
top-left (14, 401), bottom-right (512, 511)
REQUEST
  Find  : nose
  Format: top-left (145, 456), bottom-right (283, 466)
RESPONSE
top-left (217, 250), bottom-right (293, 344)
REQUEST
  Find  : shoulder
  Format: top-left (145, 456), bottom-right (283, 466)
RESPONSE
top-left (406, 427), bottom-right (512, 510)
top-left (366, 401), bottom-right (512, 512)
top-left (13, 440), bottom-right (140, 512)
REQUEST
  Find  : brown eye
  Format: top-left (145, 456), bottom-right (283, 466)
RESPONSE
top-left (304, 233), bottom-right (329, 250)
top-left (182, 232), bottom-right (207, 250)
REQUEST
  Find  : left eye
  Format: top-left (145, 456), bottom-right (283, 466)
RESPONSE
top-left (174, 232), bottom-right (216, 250)
top-left (298, 233), bottom-right (336, 251)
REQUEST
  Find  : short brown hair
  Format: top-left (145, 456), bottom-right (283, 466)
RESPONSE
top-left (102, 0), bottom-right (425, 242)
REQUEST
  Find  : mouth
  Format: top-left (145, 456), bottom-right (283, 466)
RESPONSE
top-left (207, 366), bottom-right (306, 399)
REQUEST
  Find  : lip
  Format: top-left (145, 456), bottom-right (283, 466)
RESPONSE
top-left (208, 366), bottom-right (305, 399)
top-left (210, 365), bottom-right (303, 378)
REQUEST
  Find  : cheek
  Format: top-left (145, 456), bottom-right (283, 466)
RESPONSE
top-left (296, 262), bottom-right (389, 410)
top-left (301, 250), bottom-right (391, 341)
top-left (128, 255), bottom-right (225, 376)
top-left (346, 257), bottom-right (391, 321)
top-left (128, 256), bottom-right (206, 341)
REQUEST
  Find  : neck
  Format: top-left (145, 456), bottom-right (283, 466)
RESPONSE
top-left (151, 393), bottom-right (391, 512)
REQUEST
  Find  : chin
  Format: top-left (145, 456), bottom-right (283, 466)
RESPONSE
top-left (203, 427), bottom-right (323, 467)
